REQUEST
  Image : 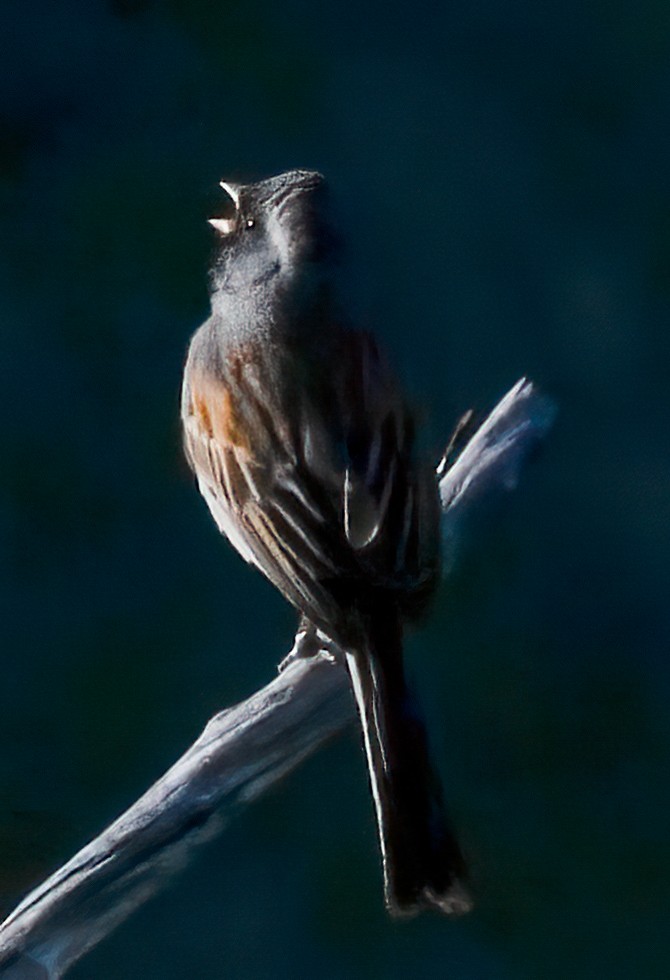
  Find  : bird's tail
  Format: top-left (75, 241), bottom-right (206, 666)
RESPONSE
top-left (345, 609), bottom-right (471, 917)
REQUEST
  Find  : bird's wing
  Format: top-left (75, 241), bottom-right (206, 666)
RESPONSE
top-left (182, 346), bottom-right (348, 628)
top-left (182, 328), bottom-right (436, 631)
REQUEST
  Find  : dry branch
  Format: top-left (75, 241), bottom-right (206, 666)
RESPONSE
top-left (0, 378), bottom-right (553, 979)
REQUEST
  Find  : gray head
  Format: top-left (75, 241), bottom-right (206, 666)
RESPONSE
top-left (208, 170), bottom-right (338, 320)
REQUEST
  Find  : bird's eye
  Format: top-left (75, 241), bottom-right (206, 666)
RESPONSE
top-left (246, 218), bottom-right (255, 229)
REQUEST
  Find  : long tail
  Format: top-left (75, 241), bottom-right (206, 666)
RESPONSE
top-left (344, 609), bottom-right (471, 917)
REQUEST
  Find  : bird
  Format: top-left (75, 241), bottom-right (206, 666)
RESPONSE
top-left (181, 169), bottom-right (470, 917)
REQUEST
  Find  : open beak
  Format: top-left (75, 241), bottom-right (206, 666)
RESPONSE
top-left (208, 179), bottom-right (240, 235)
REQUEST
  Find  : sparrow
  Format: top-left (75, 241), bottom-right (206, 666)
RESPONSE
top-left (181, 169), bottom-right (470, 916)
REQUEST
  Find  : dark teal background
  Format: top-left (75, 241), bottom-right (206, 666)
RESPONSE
top-left (2, 1), bottom-right (669, 976)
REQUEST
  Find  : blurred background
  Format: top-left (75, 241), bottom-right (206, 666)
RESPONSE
top-left (1, 0), bottom-right (669, 976)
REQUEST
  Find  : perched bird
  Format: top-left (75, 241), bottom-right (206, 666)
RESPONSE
top-left (181, 169), bottom-right (470, 916)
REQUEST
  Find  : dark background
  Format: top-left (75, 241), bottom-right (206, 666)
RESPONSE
top-left (2, 0), bottom-right (669, 977)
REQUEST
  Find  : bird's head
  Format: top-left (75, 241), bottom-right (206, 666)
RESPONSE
top-left (208, 170), bottom-right (338, 311)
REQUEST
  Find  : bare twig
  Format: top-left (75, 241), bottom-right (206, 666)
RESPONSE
top-left (0, 378), bottom-right (553, 979)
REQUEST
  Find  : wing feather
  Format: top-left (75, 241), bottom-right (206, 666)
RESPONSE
top-left (181, 324), bottom-right (439, 630)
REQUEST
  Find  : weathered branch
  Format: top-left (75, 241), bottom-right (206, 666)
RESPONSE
top-left (0, 378), bottom-right (553, 979)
